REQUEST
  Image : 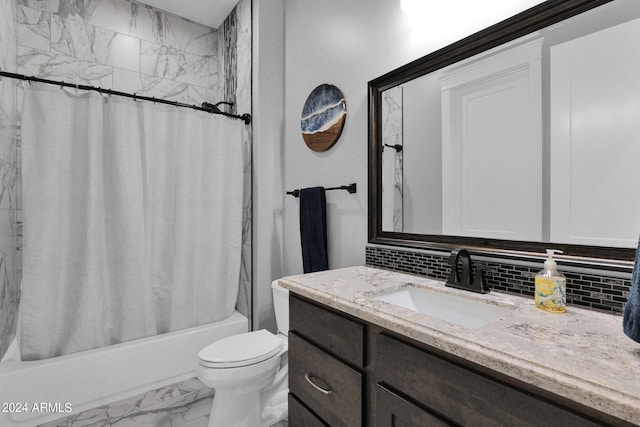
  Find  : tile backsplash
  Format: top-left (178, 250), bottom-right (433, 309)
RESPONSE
top-left (366, 245), bottom-right (632, 314)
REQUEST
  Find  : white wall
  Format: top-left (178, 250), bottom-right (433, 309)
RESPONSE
top-left (253, 0), bottom-right (285, 330)
top-left (281, 0), bottom-right (545, 268)
top-left (253, 0), bottom-right (545, 328)
top-left (402, 74), bottom-right (442, 234)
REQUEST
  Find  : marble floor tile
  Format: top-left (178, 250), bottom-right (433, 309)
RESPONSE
top-left (176, 416), bottom-right (208, 427)
top-left (109, 412), bottom-right (170, 427)
top-left (65, 406), bottom-right (110, 427)
top-left (38, 419), bottom-right (70, 427)
top-left (169, 396), bottom-right (212, 427)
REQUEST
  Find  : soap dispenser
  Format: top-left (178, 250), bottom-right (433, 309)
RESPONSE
top-left (535, 249), bottom-right (566, 313)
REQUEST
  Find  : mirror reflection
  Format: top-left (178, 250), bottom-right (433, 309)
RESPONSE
top-left (380, 0), bottom-right (640, 249)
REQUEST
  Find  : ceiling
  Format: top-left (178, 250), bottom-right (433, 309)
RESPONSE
top-left (136, 0), bottom-right (238, 28)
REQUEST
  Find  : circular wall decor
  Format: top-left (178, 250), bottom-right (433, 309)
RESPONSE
top-left (300, 84), bottom-right (347, 152)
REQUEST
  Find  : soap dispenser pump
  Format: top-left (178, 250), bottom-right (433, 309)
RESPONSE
top-left (535, 249), bottom-right (566, 313)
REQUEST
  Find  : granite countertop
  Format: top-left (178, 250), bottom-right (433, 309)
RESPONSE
top-left (279, 265), bottom-right (640, 425)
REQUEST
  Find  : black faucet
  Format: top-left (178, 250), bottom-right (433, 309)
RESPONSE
top-left (446, 249), bottom-right (490, 294)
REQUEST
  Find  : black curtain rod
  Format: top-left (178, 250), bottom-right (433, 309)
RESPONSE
top-left (287, 183), bottom-right (357, 198)
top-left (0, 70), bottom-right (251, 125)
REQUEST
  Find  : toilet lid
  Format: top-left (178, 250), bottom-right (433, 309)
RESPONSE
top-left (198, 330), bottom-right (283, 368)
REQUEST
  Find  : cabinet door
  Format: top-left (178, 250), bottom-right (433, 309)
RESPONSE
top-left (375, 384), bottom-right (452, 427)
top-left (290, 295), bottom-right (365, 367)
top-left (289, 333), bottom-right (362, 426)
top-left (376, 333), bottom-right (604, 427)
top-left (289, 393), bottom-right (328, 427)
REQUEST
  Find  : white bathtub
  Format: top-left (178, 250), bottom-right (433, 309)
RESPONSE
top-left (0, 311), bottom-right (248, 426)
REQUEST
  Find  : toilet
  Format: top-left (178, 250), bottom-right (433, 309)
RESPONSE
top-left (197, 280), bottom-right (289, 427)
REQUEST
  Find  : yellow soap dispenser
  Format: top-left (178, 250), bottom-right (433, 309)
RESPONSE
top-left (535, 249), bottom-right (566, 313)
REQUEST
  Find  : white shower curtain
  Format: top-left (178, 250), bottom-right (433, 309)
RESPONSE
top-left (19, 82), bottom-right (244, 360)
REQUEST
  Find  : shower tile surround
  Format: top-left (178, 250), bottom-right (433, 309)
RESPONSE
top-left (366, 245), bottom-right (632, 315)
top-left (0, 0), bottom-right (19, 361)
top-left (1, 0), bottom-right (255, 425)
top-left (0, 0), bottom-right (253, 359)
top-left (17, 0), bottom-right (219, 102)
top-left (227, 0), bottom-right (253, 328)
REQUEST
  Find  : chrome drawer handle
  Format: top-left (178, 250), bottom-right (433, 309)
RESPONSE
top-left (304, 373), bottom-right (333, 395)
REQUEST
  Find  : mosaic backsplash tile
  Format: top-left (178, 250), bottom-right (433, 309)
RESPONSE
top-left (366, 245), bottom-right (632, 314)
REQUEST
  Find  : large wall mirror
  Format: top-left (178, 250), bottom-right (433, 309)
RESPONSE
top-left (369, 0), bottom-right (640, 263)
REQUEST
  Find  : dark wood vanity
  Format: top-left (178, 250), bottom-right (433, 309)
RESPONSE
top-left (288, 293), bottom-right (634, 427)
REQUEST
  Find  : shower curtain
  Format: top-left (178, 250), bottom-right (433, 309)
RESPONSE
top-left (19, 82), bottom-right (244, 360)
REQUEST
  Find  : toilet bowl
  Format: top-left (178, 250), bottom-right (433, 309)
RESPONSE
top-left (197, 280), bottom-right (289, 427)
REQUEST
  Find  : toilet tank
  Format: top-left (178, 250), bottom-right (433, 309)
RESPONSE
top-left (271, 280), bottom-right (289, 335)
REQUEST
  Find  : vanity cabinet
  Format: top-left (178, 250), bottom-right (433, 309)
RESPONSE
top-left (288, 294), bottom-right (365, 426)
top-left (288, 294), bottom-right (632, 427)
top-left (375, 384), bottom-right (450, 426)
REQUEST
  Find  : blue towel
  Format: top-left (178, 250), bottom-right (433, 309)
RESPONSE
top-left (623, 238), bottom-right (640, 343)
top-left (299, 187), bottom-right (328, 273)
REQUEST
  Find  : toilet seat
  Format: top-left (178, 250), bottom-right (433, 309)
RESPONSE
top-left (198, 330), bottom-right (283, 368)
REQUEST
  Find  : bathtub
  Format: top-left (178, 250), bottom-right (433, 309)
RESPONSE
top-left (0, 311), bottom-right (248, 426)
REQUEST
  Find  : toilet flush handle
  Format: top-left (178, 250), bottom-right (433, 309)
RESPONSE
top-left (304, 373), bottom-right (333, 395)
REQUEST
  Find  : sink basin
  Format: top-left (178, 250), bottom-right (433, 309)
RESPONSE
top-left (373, 285), bottom-right (514, 329)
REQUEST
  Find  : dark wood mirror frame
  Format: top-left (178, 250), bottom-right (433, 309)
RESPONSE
top-left (368, 0), bottom-right (635, 267)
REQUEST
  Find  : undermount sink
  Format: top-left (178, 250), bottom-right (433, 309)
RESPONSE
top-left (372, 285), bottom-right (515, 329)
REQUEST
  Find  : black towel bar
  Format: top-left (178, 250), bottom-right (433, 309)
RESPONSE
top-left (287, 183), bottom-right (357, 198)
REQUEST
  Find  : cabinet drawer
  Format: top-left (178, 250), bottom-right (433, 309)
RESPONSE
top-left (375, 384), bottom-right (452, 427)
top-left (290, 294), bottom-right (365, 367)
top-left (376, 333), bottom-right (602, 427)
top-left (289, 333), bottom-right (363, 427)
top-left (289, 393), bottom-right (328, 427)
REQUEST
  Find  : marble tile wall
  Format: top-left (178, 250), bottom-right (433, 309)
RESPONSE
top-left (233, 0), bottom-right (253, 325)
top-left (0, 0), bottom-right (19, 361)
top-left (17, 0), bottom-right (220, 104)
top-left (220, 7), bottom-right (237, 112)
top-left (381, 86), bottom-right (403, 233)
top-left (0, 0), bottom-right (253, 360)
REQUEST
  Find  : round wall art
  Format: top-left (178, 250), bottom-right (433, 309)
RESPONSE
top-left (300, 84), bottom-right (347, 152)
